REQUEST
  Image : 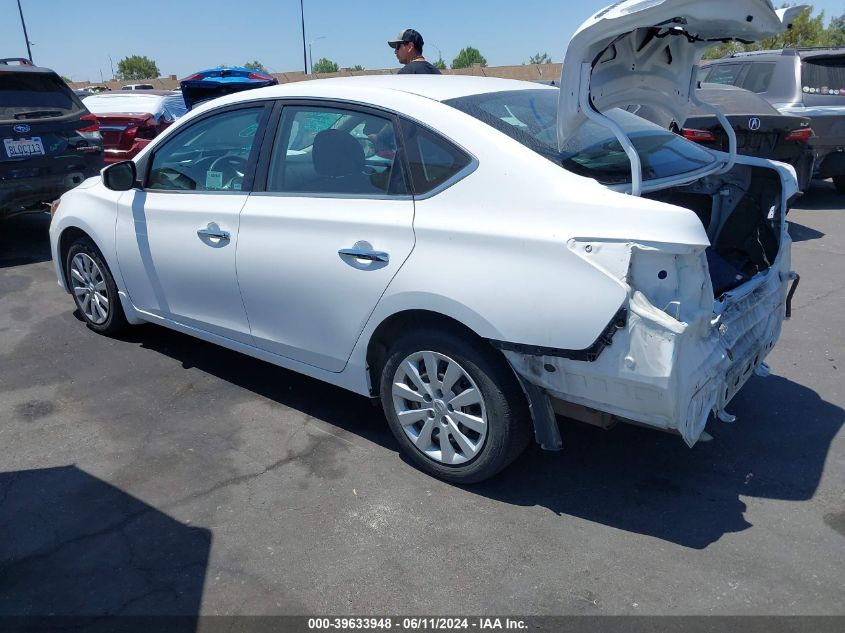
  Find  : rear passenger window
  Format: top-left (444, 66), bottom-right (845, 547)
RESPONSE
top-left (742, 63), bottom-right (776, 93)
top-left (399, 119), bottom-right (472, 195)
top-left (706, 64), bottom-right (746, 87)
top-left (267, 105), bottom-right (408, 197)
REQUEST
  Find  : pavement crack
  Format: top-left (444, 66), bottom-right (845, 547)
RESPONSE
top-left (164, 428), bottom-right (335, 510)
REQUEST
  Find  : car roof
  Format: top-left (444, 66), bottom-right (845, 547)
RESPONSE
top-left (0, 59), bottom-right (57, 75)
top-left (187, 75), bottom-right (556, 117)
top-left (715, 46), bottom-right (845, 61)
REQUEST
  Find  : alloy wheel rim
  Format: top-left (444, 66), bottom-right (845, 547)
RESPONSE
top-left (70, 253), bottom-right (109, 325)
top-left (392, 351), bottom-right (488, 466)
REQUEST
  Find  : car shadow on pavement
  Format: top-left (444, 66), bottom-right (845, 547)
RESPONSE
top-left (118, 324), bottom-right (842, 551)
top-left (0, 465), bottom-right (210, 627)
top-left (788, 221), bottom-right (825, 243)
top-left (472, 374), bottom-right (843, 550)
top-left (799, 180), bottom-right (843, 212)
top-left (116, 324), bottom-right (396, 452)
top-left (0, 213), bottom-right (52, 268)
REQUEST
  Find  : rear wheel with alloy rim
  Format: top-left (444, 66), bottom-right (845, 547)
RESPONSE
top-left (66, 237), bottom-right (128, 335)
top-left (380, 328), bottom-right (531, 483)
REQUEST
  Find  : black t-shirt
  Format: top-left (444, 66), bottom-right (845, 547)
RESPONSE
top-left (398, 60), bottom-right (442, 75)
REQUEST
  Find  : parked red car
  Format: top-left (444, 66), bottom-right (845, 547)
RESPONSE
top-left (82, 90), bottom-right (187, 163)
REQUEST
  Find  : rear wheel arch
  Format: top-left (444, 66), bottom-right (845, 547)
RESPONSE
top-left (366, 310), bottom-right (492, 396)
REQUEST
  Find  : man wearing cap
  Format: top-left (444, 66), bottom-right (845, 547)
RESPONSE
top-left (388, 29), bottom-right (441, 75)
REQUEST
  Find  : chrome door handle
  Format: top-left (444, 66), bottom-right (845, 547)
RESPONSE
top-left (197, 226), bottom-right (230, 240)
top-left (338, 248), bottom-right (389, 263)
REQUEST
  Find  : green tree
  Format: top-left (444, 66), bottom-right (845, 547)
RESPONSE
top-left (312, 57), bottom-right (339, 74)
top-left (451, 47), bottom-right (487, 69)
top-left (116, 55), bottom-right (160, 80)
top-left (244, 60), bottom-right (268, 73)
top-left (828, 12), bottom-right (845, 45)
top-left (433, 57), bottom-right (447, 71)
top-left (703, 5), bottom-right (835, 59)
top-left (351, 65), bottom-right (365, 71)
top-left (527, 53), bottom-right (552, 64)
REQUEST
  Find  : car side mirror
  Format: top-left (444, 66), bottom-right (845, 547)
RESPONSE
top-left (102, 161), bottom-right (137, 191)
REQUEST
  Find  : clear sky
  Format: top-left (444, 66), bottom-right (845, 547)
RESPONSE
top-left (2, 0), bottom-right (843, 82)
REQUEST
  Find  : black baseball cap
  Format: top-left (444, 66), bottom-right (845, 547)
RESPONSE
top-left (387, 29), bottom-right (424, 49)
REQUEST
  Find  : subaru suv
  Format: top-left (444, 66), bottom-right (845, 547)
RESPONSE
top-left (1, 58), bottom-right (103, 221)
top-left (702, 47), bottom-right (845, 192)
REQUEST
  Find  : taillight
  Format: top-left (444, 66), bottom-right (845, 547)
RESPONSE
top-left (79, 113), bottom-right (99, 133)
top-left (785, 127), bottom-right (813, 143)
top-left (247, 72), bottom-right (273, 81)
top-left (77, 113), bottom-right (102, 144)
top-left (181, 73), bottom-right (204, 81)
top-left (135, 114), bottom-right (157, 140)
top-left (682, 128), bottom-right (717, 143)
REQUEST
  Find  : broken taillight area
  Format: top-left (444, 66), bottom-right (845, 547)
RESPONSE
top-left (505, 162), bottom-right (795, 447)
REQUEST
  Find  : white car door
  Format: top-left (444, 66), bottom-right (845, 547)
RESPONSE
top-left (237, 102), bottom-right (416, 372)
top-left (115, 104), bottom-right (269, 345)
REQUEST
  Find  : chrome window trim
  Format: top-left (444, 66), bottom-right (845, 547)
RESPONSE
top-left (249, 191), bottom-right (415, 201)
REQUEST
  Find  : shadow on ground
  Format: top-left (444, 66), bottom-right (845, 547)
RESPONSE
top-left (471, 374), bottom-right (843, 549)
top-left (798, 180), bottom-right (843, 212)
top-left (0, 465), bottom-right (210, 627)
top-left (0, 213), bottom-right (52, 268)
top-left (116, 322), bottom-right (842, 551)
top-left (788, 221), bottom-right (825, 243)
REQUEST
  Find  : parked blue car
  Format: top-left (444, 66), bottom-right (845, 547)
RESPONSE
top-left (179, 67), bottom-right (278, 111)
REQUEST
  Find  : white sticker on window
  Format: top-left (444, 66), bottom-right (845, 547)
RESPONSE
top-left (206, 170), bottom-right (223, 189)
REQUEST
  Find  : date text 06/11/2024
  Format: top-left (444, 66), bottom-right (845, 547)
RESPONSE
top-left (307, 617), bottom-right (528, 630)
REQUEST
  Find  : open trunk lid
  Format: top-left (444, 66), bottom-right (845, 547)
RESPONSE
top-left (558, 0), bottom-right (804, 194)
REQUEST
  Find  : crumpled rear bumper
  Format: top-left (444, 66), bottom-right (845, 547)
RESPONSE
top-left (503, 237), bottom-right (793, 447)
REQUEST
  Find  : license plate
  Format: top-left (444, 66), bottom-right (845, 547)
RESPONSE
top-left (3, 137), bottom-right (45, 158)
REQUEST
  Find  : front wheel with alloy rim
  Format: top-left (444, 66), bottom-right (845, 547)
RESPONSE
top-left (66, 237), bottom-right (128, 335)
top-left (379, 329), bottom-right (531, 483)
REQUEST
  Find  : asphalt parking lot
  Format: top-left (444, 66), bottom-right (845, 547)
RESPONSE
top-left (1, 183), bottom-right (843, 617)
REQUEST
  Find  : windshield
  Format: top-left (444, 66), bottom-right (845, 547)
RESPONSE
top-left (444, 89), bottom-right (717, 185)
top-left (0, 73), bottom-right (84, 122)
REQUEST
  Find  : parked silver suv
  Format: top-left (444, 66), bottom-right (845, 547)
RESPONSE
top-left (702, 47), bottom-right (845, 192)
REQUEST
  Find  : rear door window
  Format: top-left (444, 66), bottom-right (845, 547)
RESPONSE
top-left (398, 119), bottom-right (473, 195)
top-left (705, 64), bottom-right (747, 87)
top-left (741, 63), bottom-right (776, 93)
top-left (266, 104), bottom-right (408, 197)
top-left (0, 73), bottom-right (84, 122)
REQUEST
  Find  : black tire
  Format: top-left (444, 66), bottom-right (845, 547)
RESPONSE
top-left (833, 174), bottom-right (845, 194)
top-left (379, 328), bottom-right (531, 484)
top-left (66, 237), bottom-right (128, 336)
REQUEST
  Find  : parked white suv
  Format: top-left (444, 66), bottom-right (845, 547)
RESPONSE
top-left (49, 0), bottom-right (801, 482)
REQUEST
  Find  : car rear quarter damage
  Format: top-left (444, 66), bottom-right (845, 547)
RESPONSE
top-left (498, 158), bottom-right (797, 448)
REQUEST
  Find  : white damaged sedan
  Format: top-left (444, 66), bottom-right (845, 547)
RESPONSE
top-left (50, 0), bottom-right (803, 482)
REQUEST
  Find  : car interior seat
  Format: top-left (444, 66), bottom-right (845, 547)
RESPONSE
top-left (312, 129), bottom-right (375, 193)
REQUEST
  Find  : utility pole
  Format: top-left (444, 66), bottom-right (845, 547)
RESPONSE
top-left (16, 0), bottom-right (33, 63)
top-left (299, 0), bottom-right (308, 74)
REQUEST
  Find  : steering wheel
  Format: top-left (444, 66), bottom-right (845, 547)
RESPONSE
top-left (208, 155), bottom-right (249, 189)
